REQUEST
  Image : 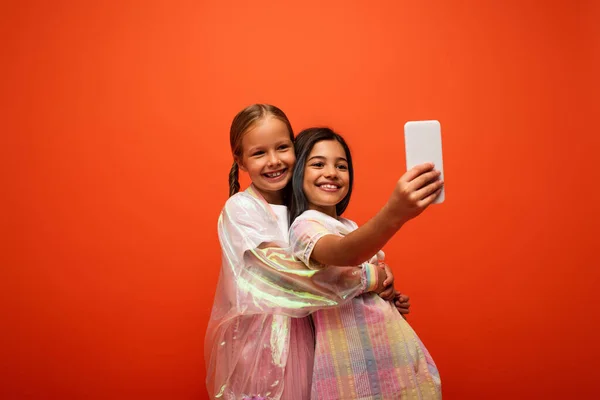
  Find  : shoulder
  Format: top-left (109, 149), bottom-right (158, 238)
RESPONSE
top-left (291, 210), bottom-right (339, 233)
top-left (291, 212), bottom-right (357, 236)
top-left (293, 210), bottom-right (329, 225)
top-left (222, 192), bottom-right (263, 216)
top-left (219, 191), bottom-right (280, 237)
top-left (338, 216), bottom-right (358, 230)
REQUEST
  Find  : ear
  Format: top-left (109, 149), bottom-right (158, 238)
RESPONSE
top-left (235, 156), bottom-right (247, 172)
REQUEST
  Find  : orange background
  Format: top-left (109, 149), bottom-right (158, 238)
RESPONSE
top-left (2, 1), bottom-right (599, 399)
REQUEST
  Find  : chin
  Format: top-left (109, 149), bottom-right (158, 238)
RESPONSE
top-left (262, 180), bottom-right (289, 192)
top-left (313, 200), bottom-right (340, 208)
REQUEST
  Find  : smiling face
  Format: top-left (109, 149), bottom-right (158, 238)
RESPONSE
top-left (302, 139), bottom-right (350, 218)
top-left (238, 116), bottom-right (295, 204)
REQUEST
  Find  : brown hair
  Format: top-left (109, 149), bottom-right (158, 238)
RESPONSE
top-left (228, 104), bottom-right (294, 196)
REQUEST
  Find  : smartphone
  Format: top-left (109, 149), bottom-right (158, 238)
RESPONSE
top-left (404, 120), bottom-right (445, 204)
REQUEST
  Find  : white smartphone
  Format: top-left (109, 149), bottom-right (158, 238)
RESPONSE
top-left (404, 120), bottom-right (445, 204)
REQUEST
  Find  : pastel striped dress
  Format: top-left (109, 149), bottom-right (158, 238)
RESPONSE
top-left (290, 210), bottom-right (442, 400)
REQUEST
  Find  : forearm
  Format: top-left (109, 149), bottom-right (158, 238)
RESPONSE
top-left (239, 246), bottom-right (368, 316)
top-left (312, 203), bottom-right (406, 266)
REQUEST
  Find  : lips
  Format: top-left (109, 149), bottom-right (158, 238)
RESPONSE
top-left (263, 168), bottom-right (288, 181)
top-left (317, 182), bottom-right (341, 192)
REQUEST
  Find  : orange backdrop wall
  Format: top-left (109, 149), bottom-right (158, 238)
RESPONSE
top-left (3, 1), bottom-right (599, 399)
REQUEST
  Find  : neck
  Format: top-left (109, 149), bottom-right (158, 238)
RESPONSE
top-left (253, 185), bottom-right (284, 205)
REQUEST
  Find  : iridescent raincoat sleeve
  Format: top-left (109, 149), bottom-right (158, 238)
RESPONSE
top-left (205, 190), bottom-right (372, 400)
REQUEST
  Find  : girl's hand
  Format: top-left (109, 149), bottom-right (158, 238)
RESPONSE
top-left (378, 263), bottom-right (396, 301)
top-left (388, 163), bottom-right (444, 224)
top-left (374, 262), bottom-right (396, 301)
top-left (394, 291), bottom-right (411, 317)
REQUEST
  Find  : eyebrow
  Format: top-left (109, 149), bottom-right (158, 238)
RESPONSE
top-left (247, 146), bottom-right (264, 153)
top-left (247, 140), bottom-right (291, 154)
top-left (307, 155), bottom-right (348, 162)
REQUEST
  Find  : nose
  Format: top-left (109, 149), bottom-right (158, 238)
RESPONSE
top-left (266, 151), bottom-right (281, 168)
top-left (323, 164), bottom-right (338, 178)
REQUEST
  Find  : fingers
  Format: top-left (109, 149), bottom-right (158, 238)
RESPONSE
top-left (396, 307), bottom-right (410, 315)
top-left (401, 163), bottom-right (435, 183)
top-left (383, 276), bottom-right (391, 287)
top-left (382, 292), bottom-right (395, 301)
top-left (417, 186), bottom-right (443, 208)
top-left (394, 300), bottom-right (410, 314)
top-left (380, 287), bottom-right (395, 300)
top-left (395, 299), bottom-right (411, 308)
top-left (395, 301), bottom-right (411, 310)
top-left (382, 264), bottom-right (394, 286)
top-left (397, 294), bottom-right (410, 303)
top-left (414, 174), bottom-right (443, 197)
top-left (394, 293), bottom-right (411, 315)
top-left (408, 169), bottom-right (441, 192)
top-left (399, 165), bottom-right (443, 208)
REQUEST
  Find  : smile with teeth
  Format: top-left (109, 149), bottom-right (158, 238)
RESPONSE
top-left (264, 169), bottom-right (286, 178)
top-left (318, 183), bottom-right (340, 191)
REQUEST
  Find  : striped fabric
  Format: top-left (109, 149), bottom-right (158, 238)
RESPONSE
top-left (289, 210), bottom-right (442, 400)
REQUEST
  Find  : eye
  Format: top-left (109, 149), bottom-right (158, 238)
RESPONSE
top-left (310, 162), bottom-right (324, 168)
top-left (277, 144), bottom-right (290, 151)
top-left (337, 164), bottom-right (348, 171)
top-left (252, 150), bottom-right (265, 157)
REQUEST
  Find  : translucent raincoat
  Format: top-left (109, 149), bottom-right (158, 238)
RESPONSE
top-left (205, 185), bottom-right (373, 399)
